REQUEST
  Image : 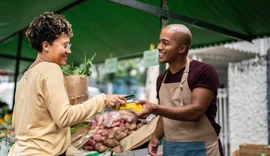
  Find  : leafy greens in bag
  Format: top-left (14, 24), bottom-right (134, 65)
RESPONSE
top-left (61, 53), bottom-right (96, 78)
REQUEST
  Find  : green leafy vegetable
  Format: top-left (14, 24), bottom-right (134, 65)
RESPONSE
top-left (61, 53), bottom-right (96, 78)
top-left (70, 122), bottom-right (88, 134)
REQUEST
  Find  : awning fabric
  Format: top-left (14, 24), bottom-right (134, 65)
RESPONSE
top-left (0, 0), bottom-right (269, 74)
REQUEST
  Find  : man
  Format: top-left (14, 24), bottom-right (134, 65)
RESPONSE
top-left (135, 24), bottom-right (222, 156)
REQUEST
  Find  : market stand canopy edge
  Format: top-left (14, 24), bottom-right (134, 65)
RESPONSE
top-left (0, 0), bottom-right (269, 74)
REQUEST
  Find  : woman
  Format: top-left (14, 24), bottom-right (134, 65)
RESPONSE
top-left (8, 12), bottom-right (126, 156)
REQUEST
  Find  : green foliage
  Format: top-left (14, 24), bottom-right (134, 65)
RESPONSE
top-left (62, 53), bottom-right (96, 78)
top-left (70, 122), bottom-right (88, 134)
top-left (99, 58), bottom-right (146, 85)
top-left (1, 119), bottom-right (11, 127)
top-left (0, 106), bottom-right (8, 118)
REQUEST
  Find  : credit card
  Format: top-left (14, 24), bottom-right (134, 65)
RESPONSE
top-left (124, 94), bottom-right (136, 100)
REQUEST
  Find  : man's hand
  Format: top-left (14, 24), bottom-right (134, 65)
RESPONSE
top-left (134, 100), bottom-right (154, 118)
top-left (148, 137), bottom-right (159, 156)
top-left (105, 94), bottom-right (126, 109)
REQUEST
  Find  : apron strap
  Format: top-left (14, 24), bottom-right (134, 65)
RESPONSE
top-left (180, 57), bottom-right (191, 105)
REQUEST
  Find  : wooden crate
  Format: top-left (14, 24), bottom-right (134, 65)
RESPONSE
top-left (240, 144), bottom-right (270, 156)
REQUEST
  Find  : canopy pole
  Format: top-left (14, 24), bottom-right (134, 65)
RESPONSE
top-left (159, 0), bottom-right (167, 73)
top-left (267, 47), bottom-right (270, 144)
top-left (12, 32), bottom-right (23, 111)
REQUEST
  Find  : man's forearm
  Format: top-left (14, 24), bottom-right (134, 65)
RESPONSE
top-left (152, 116), bottom-right (164, 139)
top-left (152, 104), bottom-right (202, 121)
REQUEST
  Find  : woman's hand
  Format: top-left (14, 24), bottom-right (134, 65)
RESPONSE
top-left (105, 94), bottom-right (126, 109)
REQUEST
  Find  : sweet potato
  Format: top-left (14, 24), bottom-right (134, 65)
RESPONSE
top-left (119, 122), bottom-right (125, 128)
top-left (112, 127), bottom-right (120, 132)
top-left (89, 119), bottom-right (97, 130)
top-left (97, 114), bottom-right (105, 126)
top-left (87, 138), bottom-right (96, 146)
top-left (120, 119), bottom-right (125, 123)
top-left (103, 139), bottom-right (119, 148)
top-left (97, 129), bottom-right (108, 136)
top-left (93, 126), bottom-right (100, 131)
top-left (99, 125), bottom-right (105, 129)
top-left (94, 143), bottom-right (109, 153)
top-left (84, 145), bottom-right (94, 151)
top-left (92, 134), bottom-right (104, 142)
top-left (103, 112), bottom-right (121, 128)
top-left (111, 121), bottom-right (120, 127)
top-left (120, 115), bottom-right (135, 122)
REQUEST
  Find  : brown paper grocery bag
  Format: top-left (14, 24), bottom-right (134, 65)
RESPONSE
top-left (65, 75), bottom-right (89, 105)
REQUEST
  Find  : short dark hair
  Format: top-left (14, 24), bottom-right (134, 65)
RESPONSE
top-left (25, 12), bottom-right (73, 52)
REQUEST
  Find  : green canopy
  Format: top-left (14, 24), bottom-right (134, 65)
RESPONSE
top-left (0, 0), bottom-right (269, 74)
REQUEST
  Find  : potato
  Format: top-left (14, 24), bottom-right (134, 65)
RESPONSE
top-left (128, 122), bottom-right (137, 130)
top-left (114, 131), bottom-right (128, 141)
top-left (123, 129), bottom-right (129, 134)
top-left (128, 130), bottom-right (134, 135)
top-left (94, 143), bottom-right (109, 153)
top-left (125, 122), bottom-right (130, 127)
top-left (119, 127), bottom-right (127, 132)
top-left (103, 139), bottom-right (119, 148)
top-left (136, 123), bottom-right (144, 129)
top-left (107, 131), bottom-right (116, 139)
top-left (112, 145), bottom-right (122, 153)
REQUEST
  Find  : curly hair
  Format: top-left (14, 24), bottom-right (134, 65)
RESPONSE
top-left (25, 12), bottom-right (73, 52)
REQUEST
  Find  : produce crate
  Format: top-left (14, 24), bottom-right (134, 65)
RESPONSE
top-left (119, 116), bottom-right (159, 152)
top-left (71, 111), bottom-right (159, 154)
top-left (239, 144), bottom-right (270, 156)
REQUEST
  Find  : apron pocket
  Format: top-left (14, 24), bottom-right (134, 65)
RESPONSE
top-left (163, 140), bottom-right (206, 156)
